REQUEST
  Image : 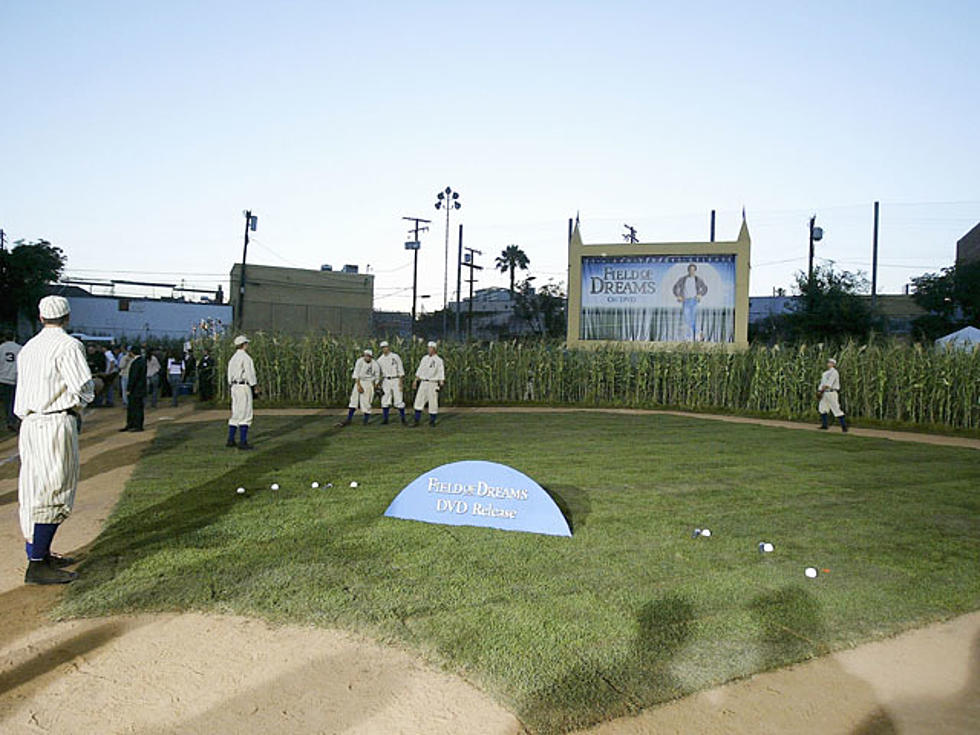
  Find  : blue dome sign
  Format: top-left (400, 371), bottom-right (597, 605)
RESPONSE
top-left (384, 460), bottom-right (572, 537)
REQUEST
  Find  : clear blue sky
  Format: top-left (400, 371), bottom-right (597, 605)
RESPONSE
top-left (2, 1), bottom-right (978, 309)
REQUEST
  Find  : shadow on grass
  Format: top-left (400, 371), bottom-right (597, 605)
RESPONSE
top-left (520, 594), bottom-right (695, 732)
top-left (543, 485), bottom-right (591, 534)
top-left (65, 416), bottom-right (345, 607)
top-left (749, 585), bottom-right (897, 734)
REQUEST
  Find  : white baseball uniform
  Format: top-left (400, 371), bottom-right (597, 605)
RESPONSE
top-left (0, 340), bottom-right (21, 386)
top-left (414, 353), bottom-right (445, 414)
top-left (377, 351), bottom-right (405, 409)
top-left (818, 366), bottom-right (844, 417)
top-left (349, 357), bottom-right (380, 414)
top-left (14, 327), bottom-right (94, 540)
top-left (227, 349), bottom-right (257, 426)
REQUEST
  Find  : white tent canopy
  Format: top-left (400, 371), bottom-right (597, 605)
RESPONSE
top-left (935, 326), bottom-right (980, 350)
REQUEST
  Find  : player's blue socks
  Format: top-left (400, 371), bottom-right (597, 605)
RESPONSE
top-left (240, 425), bottom-right (249, 444)
top-left (362, 413), bottom-right (370, 425)
top-left (414, 410), bottom-right (422, 423)
top-left (382, 407), bottom-right (390, 421)
top-left (398, 407), bottom-right (405, 419)
top-left (29, 523), bottom-right (59, 561)
top-left (429, 414), bottom-right (437, 426)
top-left (228, 425), bottom-right (237, 443)
top-left (346, 407), bottom-right (356, 421)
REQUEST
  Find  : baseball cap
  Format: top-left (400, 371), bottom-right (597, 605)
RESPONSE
top-left (233, 335), bottom-right (250, 346)
top-left (363, 348), bottom-right (373, 356)
top-left (379, 340), bottom-right (389, 348)
top-left (39, 295), bottom-right (70, 319)
top-left (427, 341), bottom-right (437, 348)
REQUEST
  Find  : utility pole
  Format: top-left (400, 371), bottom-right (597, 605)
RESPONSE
top-left (455, 224), bottom-right (463, 339)
top-left (871, 201), bottom-right (880, 309)
top-left (463, 247), bottom-right (483, 339)
top-left (237, 210), bottom-right (257, 331)
top-left (402, 216), bottom-right (430, 336)
top-left (623, 224), bottom-right (638, 244)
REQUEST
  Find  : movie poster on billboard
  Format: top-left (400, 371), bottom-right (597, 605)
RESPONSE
top-left (580, 254), bottom-right (736, 342)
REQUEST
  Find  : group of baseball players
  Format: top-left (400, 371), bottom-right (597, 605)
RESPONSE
top-left (8, 294), bottom-right (850, 587)
top-left (338, 339), bottom-right (445, 428)
top-left (222, 337), bottom-right (446, 450)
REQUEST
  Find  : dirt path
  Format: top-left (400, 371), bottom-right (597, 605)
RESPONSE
top-left (0, 405), bottom-right (976, 734)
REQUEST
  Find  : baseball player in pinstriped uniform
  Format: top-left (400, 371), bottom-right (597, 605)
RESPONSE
top-left (15, 296), bottom-right (95, 585)
top-left (411, 341), bottom-right (444, 427)
top-left (817, 357), bottom-right (848, 432)
top-left (377, 340), bottom-right (407, 425)
top-left (227, 335), bottom-right (257, 449)
top-left (339, 348), bottom-right (380, 426)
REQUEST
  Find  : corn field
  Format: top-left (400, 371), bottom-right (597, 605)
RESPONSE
top-left (201, 335), bottom-right (980, 430)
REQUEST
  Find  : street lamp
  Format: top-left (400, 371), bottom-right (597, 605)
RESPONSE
top-left (435, 186), bottom-right (461, 337)
top-left (237, 209), bottom-right (258, 330)
top-left (808, 215), bottom-right (824, 283)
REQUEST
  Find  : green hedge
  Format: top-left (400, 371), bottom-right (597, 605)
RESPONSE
top-left (201, 335), bottom-right (980, 430)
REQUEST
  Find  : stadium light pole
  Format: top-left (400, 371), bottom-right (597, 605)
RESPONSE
top-left (435, 186), bottom-right (461, 338)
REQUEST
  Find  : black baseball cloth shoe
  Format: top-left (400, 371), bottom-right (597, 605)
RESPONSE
top-left (238, 442), bottom-right (254, 450)
top-left (25, 558), bottom-right (78, 585)
top-left (48, 553), bottom-right (77, 567)
top-left (226, 440), bottom-right (237, 447)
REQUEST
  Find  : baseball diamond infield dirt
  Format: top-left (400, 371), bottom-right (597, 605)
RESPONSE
top-left (0, 405), bottom-right (976, 734)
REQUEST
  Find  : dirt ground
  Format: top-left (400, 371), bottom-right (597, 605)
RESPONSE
top-left (0, 404), bottom-right (976, 734)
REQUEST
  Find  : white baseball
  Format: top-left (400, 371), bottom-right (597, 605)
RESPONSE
top-left (326, 483), bottom-right (333, 488)
top-left (270, 483), bottom-right (279, 491)
top-left (236, 487), bottom-right (245, 495)
top-left (350, 481), bottom-right (359, 488)
top-left (311, 482), bottom-right (320, 489)
top-left (762, 542), bottom-right (774, 553)
top-left (701, 528), bottom-right (711, 537)
top-left (804, 567), bottom-right (818, 579)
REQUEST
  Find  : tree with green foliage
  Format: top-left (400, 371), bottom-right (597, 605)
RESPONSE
top-left (513, 279), bottom-right (567, 337)
top-left (494, 244), bottom-right (530, 294)
top-left (0, 239), bottom-right (67, 328)
top-left (756, 264), bottom-right (872, 343)
top-left (909, 261), bottom-right (980, 340)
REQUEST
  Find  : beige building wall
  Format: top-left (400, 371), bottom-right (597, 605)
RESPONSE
top-left (956, 222), bottom-right (980, 266)
top-left (230, 264), bottom-right (374, 336)
top-left (566, 218), bottom-right (751, 349)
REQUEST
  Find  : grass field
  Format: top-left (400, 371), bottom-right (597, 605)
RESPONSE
top-left (60, 412), bottom-right (980, 733)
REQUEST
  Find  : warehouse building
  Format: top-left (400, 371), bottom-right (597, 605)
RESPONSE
top-left (230, 263), bottom-right (374, 336)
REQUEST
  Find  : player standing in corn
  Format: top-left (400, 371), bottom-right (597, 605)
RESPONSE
top-left (15, 296), bottom-right (94, 585)
top-left (339, 348), bottom-right (380, 426)
top-left (377, 340), bottom-right (407, 425)
top-left (411, 341), bottom-right (445, 427)
top-left (817, 357), bottom-right (848, 432)
top-left (226, 334), bottom-right (257, 449)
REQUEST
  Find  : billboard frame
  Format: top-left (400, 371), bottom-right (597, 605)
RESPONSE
top-left (566, 216), bottom-right (751, 349)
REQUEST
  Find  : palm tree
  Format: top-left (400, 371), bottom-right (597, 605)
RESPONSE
top-left (495, 245), bottom-right (530, 295)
